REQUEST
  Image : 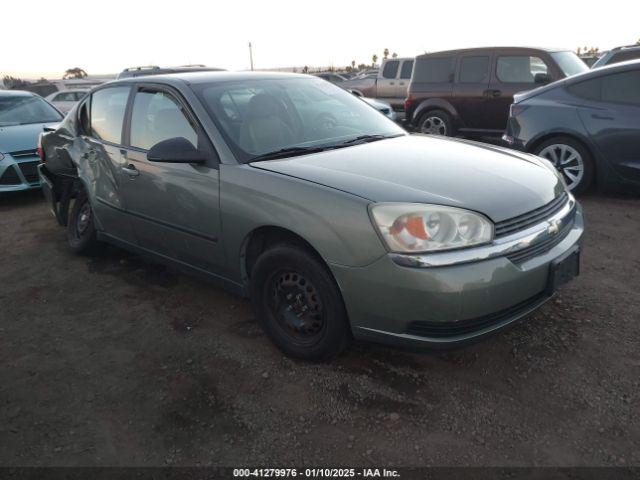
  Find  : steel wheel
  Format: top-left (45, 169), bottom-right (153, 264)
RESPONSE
top-left (538, 143), bottom-right (585, 190)
top-left (75, 201), bottom-right (92, 237)
top-left (268, 270), bottom-right (325, 346)
top-left (420, 115), bottom-right (447, 135)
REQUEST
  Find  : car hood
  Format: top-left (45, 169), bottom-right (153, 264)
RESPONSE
top-left (251, 135), bottom-right (565, 222)
top-left (0, 123), bottom-right (57, 154)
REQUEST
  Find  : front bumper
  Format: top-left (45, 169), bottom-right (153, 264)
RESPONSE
top-left (0, 153), bottom-right (41, 192)
top-left (330, 202), bottom-right (584, 350)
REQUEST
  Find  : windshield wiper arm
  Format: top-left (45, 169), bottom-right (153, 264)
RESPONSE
top-left (250, 146), bottom-right (328, 162)
top-left (338, 133), bottom-right (402, 146)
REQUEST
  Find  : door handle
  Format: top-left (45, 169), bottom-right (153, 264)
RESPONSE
top-left (399, 82), bottom-right (405, 86)
top-left (389, 82), bottom-right (395, 85)
top-left (484, 89), bottom-right (502, 97)
top-left (122, 164), bottom-right (139, 177)
top-left (591, 114), bottom-right (614, 120)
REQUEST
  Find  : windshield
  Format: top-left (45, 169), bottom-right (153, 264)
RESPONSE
top-left (0, 95), bottom-right (63, 126)
top-left (551, 51), bottom-right (589, 77)
top-left (194, 77), bottom-right (405, 162)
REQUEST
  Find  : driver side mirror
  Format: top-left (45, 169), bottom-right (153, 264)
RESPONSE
top-left (534, 73), bottom-right (552, 84)
top-left (147, 137), bottom-right (207, 164)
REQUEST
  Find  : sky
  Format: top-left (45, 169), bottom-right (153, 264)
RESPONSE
top-left (4, 0), bottom-right (639, 78)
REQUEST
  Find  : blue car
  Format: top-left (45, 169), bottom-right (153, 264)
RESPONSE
top-left (503, 60), bottom-right (640, 193)
top-left (0, 90), bottom-right (63, 192)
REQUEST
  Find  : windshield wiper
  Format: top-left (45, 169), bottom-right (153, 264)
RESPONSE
top-left (250, 146), bottom-right (329, 162)
top-left (338, 133), bottom-right (402, 146)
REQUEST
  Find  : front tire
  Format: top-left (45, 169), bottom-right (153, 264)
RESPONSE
top-left (67, 188), bottom-right (102, 255)
top-left (250, 245), bottom-right (351, 361)
top-left (418, 109), bottom-right (453, 136)
top-left (533, 136), bottom-right (594, 194)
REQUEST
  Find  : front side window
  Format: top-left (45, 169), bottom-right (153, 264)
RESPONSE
top-left (497, 56), bottom-right (548, 83)
top-left (382, 61), bottom-right (399, 79)
top-left (413, 57), bottom-right (454, 83)
top-left (400, 60), bottom-right (414, 79)
top-left (130, 90), bottom-right (198, 150)
top-left (195, 77), bottom-right (404, 161)
top-left (601, 71), bottom-right (640, 104)
top-left (90, 87), bottom-right (130, 144)
top-left (0, 95), bottom-right (62, 126)
top-left (459, 56), bottom-right (490, 83)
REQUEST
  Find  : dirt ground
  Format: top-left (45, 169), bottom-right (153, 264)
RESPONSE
top-left (1, 189), bottom-right (639, 467)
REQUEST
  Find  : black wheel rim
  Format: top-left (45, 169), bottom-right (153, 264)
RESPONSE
top-left (266, 270), bottom-right (326, 345)
top-left (75, 201), bottom-right (92, 237)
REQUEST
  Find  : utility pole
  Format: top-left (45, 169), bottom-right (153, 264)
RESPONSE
top-left (248, 42), bottom-right (254, 71)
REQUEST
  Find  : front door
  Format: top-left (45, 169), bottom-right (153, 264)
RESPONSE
top-left (377, 60), bottom-right (400, 99)
top-left (486, 53), bottom-right (551, 131)
top-left (118, 86), bottom-right (224, 273)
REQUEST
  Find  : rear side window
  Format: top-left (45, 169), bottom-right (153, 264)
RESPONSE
top-left (382, 61), bottom-right (400, 79)
top-left (400, 60), bottom-right (414, 79)
top-left (54, 92), bottom-right (76, 102)
top-left (130, 90), bottom-right (198, 150)
top-left (609, 50), bottom-right (640, 65)
top-left (459, 56), bottom-right (490, 83)
top-left (497, 56), bottom-right (548, 83)
top-left (567, 78), bottom-right (601, 101)
top-left (602, 71), bottom-right (640, 104)
top-left (90, 87), bottom-right (130, 144)
top-left (413, 57), bottom-right (455, 83)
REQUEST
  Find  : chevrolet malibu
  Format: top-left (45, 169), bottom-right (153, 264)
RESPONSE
top-left (39, 72), bottom-right (584, 361)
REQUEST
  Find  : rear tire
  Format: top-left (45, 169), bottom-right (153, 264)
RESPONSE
top-left (533, 136), bottom-right (594, 194)
top-left (250, 245), bottom-right (351, 361)
top-left (66, 188), bottom-right (102, 255)
top-left (418, 109), bottom-right (453, 136)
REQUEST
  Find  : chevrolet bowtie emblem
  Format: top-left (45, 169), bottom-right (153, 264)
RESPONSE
top-left (548, 219), bottom-right (561, 235)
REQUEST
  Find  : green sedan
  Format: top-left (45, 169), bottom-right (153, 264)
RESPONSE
top-left (39, 72), bottom-right (583, 361)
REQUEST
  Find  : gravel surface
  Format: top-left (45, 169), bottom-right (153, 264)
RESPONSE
top-left (1, 190), bottom-right (639, 467)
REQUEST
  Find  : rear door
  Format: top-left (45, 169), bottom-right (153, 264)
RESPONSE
top-left (118, 84), bottom-right (224, 272)
top-left (377, 60), bottom-right (400, 99)
top-left (397, 59), bottom-right (414, 99)
top-left (83, 85), bottom-right (137, 244)
top-left (452, 54), bottom-right (492, 130)
top-left (486, 52), bottom-right (552, 130)
top-left (575, 70), bottom-right (640, 184)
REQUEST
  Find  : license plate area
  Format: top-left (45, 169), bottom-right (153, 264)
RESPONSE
top-left (547, 246), bottom-right (580, 294)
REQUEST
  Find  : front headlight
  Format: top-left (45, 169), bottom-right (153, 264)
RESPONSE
top-left (370, 203), bottom-right (494, 253)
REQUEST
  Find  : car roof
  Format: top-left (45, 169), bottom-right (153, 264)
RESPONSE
top-left (565, 58), bottom-right (640, 83)
top-left (0, 90), bottom-right (37, 98)
top-left (416, 46), bottom-right (570, 58)
top-left (106, 71), bottom-right (311, 88)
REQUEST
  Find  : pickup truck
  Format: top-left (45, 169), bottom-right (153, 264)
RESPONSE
top-left (341, 57), bottom-right (414, 110)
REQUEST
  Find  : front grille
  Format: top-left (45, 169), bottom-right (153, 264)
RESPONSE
top-left (9, 149), bottom-right (38, 158)
top-left (18, 161), bottom-right (40, 184)
top-left (405, 292), bottom-right (548, 338)
top-left (495, 193), bottom-right (568, 238)
top-left (0, 166), bottom-right (21, 185)
top-left (505, 212), bottom-right (575, 264)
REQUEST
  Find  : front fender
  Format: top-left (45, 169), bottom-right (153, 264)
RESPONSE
top-left (219, 164), bottom-right (387, 282)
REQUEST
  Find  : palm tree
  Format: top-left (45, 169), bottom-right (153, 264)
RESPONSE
top-left (372, 54), bottom-right (378, 67)
top-left (63, 68), bottom-right (88, 79)
top-left (351, 60), bottom-right (356, 69)
top-left (383, 48), bottom-right (389, 59)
